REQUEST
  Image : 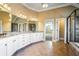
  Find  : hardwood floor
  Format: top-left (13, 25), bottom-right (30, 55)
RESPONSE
top-left (14, 41), bottom-right (79, 56)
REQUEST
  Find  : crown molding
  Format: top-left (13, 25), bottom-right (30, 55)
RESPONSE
top-left (22, 3), bottom-right (72, 12)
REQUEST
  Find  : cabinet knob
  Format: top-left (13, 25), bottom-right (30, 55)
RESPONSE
top-left (5, 44), bottom-right (7, 46)
top-left (23, 40), bottom-right (25, 42)
top-left (13, 40), bottom-right (16, 42)
top-left (22, 43), bottom-right (25, 45)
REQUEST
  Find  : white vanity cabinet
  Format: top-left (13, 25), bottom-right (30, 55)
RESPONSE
top-left (24, 34), bottom-right (30, 45)
top-left (36, 33), bottom-right (41, 42)
top-left (0, 32), bottom-right (44, 56)
top-left (30, 33), bottom-right (44, 43)
top-left (7, 37), bottom-right (14, 56)
top-left (34, 33), bottom-right (43, 42)
top-left (39, 33), bottom-right (43, 41)
top-left (30, 33), bottom-right (35, 43)
top-left (7, 36), bottom-right (19, 56)
top-left (18, 34), bottom-right (30, 49)
top-left (34, 33), bottom-right (40, 42)
top-left (0, 39), bottom-right (7, 56)
top-left (18, 34), bottom-right (24, 49)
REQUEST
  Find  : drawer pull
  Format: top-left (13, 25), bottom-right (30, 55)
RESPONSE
top-left (13, 40), bottom-right (16, 42)
top-left (22, 43), bottom-right (25, 45)
top-left (5, 44), bottom-right (7, 46)
top-left (23, 40), bottom-right (25, 42)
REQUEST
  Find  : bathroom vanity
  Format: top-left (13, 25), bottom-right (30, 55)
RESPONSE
top-left (0, 32), bottom-right (44, 56)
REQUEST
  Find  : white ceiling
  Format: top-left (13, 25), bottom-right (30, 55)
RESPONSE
top-left (22, 3), bottom-right (73, 12)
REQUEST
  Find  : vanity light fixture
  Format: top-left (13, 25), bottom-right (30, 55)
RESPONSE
top-left (19, 14), bottom-right (27, 19)
top-left (24, 16), bottom-right (27, 19)
top-left (9, 14), bottom-right (12, 21)
top-left (1, 4), bottom-right (11, 11)
top-left (7, 7), bottom-right (11, 11)
top-left (19, 14), bottom-right (23, 17)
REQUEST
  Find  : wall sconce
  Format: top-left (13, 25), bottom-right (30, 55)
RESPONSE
top-left (9, 14), bottom-right (12, 22)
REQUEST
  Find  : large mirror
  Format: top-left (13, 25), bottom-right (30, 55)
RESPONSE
top-left (11, 15), bottom-right (38, 32)
top-left (0, 4), bottom-right (38, 36)
top-left (11, 15), bottom-right (27, 32)
top-left (28, 21), bottom-right (37, 32)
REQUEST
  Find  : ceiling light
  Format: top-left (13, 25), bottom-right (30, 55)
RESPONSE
top-left (42, 3), bottom-right (48, 8)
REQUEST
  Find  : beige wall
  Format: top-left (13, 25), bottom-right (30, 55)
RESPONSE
top-left (38, 6), bottom-right (76, 31)
top-left (0, 12), bottom-right (11, 32)
top-left (6, 4), bottom-right (76, 32)
top-left (0, 4), bottom-right (77, 33)
top-left (7, 3), bottom-right (38, 20)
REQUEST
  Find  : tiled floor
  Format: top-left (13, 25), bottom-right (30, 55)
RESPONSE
top-left (14, 41), bottom-right (79, 56)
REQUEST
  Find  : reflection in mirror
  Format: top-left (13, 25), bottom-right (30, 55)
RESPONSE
top-left (11, 15), bottom-right (27, 32)
top-left (11, 15), bottom-right (18, 32)
top-left (70, 12), bottom-right (75, 42)
top-left (28, 21), bottom-right (37, 32)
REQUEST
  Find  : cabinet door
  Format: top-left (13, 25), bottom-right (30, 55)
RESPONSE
top-left (24, 34), bottom-right (30, 46)
top-left (13, 36), bottom-right (19, 53)
top-left (7, 37), bottom-right (16, 56)
top-left (18, 34), bottom-right (24, 49)
top-left (39, 33), bottom-right (44, 41)
top-left (21, 37), bottom-right (26, 48)
top-left (19, 34), bottom-right (29, 49)
top-left (36, 33), bottom-right (40, 42)
top-left (32, 33), bottom-right (38, 43)
top-left (0, 39), bottom-right (7, 56)
top-left (18, 34), bottom-right (30, 49)
top-left (36, 33), bottom-right (41, 42)
top-left (31, 33), bottom-right (35, 43)
top-left (29, 33), bottom-right (33, 43)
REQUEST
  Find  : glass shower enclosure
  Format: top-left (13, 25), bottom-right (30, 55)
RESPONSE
top-left (67, 9), bottom-right (79, 42)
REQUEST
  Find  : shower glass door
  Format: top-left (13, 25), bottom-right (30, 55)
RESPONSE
top-left (67, 9), bottom-right (79, 42)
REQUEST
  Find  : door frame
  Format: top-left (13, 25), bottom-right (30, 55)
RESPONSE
top-left (55, 18), bottom-right (66, 42)
top-left (44, 19), bottom-right (54, 41)
top-left (0, 17), bottom-right (3, 33)
top-left (54, 18), bottom-right (66, 43)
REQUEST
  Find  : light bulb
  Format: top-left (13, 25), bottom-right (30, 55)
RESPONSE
top-left (42, 3), bottom-right (48, 8)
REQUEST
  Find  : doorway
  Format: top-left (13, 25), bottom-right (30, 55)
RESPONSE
top-left (44, 18), bottom-right (65, 42)
top-left (59, 19), bottom-right (65, 40)
top-left (44, 20), bottom-right (54, 41)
